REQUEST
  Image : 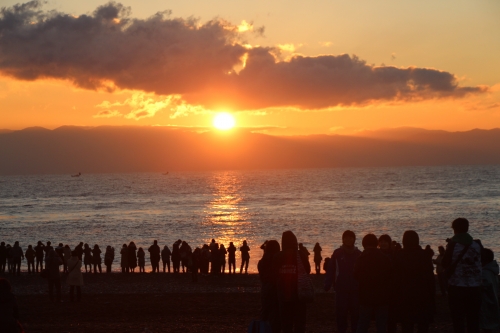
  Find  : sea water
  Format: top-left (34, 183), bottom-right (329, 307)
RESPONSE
top-left (1, 165), bottom-right (499, 272)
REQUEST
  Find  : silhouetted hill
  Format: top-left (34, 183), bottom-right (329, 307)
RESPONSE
top-left (1, 126), bottom-right (499, 175)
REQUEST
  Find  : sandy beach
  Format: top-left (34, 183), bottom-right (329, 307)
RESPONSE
top-left (5, 272), bottom-right (453, 332)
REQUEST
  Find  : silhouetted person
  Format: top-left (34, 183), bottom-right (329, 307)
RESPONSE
top-left (74, 242), bottom-right (84, 261)
top-left (298, 243), bottom-right (310, 258)
top-left (180, 241), bottom-right (192, 273)
top-left (66, 250), bottom-right (83, 302)
top-left (433, 246), bottom-right (447, 296)
top-left (161, 245), bottom-right (171, 273)
top-left (148, 240), bottom-right (161, 273)
top-left (172, 242), bottom-right (181, 273)
top-left (210, 243), bottom-right (220, 275)
top-left (137, 248), bottom-right (145, 273)
top-left (323, 257), bottom-right (331, 274)
top-left (62, 245), bottom-right (71, 273)
top-left (6, 245), bottom-right (12, 274)
top-left (240, 240), bottom-right (250, 274)
top-left (0, 278), bottom-right (20, 333)
top-left (219, 244), bottom-right (227, 274)
top-left (313, 243), bottom-right (322, 275)
top-left (442, 218), bottom-right (482, 333)
top-left (200, 244), bottom-right (210, 275)
top-left (92, 244), bottom-right (102, 274)
top-left (104, 246), bottom-right (114, 273)
top-left (393, 230), bottom-right (435, 333)
top-left (378, 234), bottom-right (397, 333)
top-left (128, 242), bottom-right (137, 273)
top-left (424, 245), bottom-right (434, 260)
top-left (227, 242), bottom-right (236, 274)
top-left (258, 239), bottom-right (281, 333)
top-left (120, 244), bottom-right (129, 273)
top-left (10, 242), bottom-right (23, 276)
top-left (25, 245), bottom-right (35, 274)
top-left (191, 248), bottom-right (201, 282)
top-left (274, 230), bottom-right (310, 333)
top-left (354, 233), bottom-right (392, 333)
top-left (45, 249), bottom-right (62, 302)
top-left (34, 241), bottom-right (44, 272)
top-left (44, 241), bottom-right (53, 259)
top-left (55, 243), bottom-right (64, 267)
top-left (480, 248), bottom-right (500, 333)
top-left (324, 230), bottom-right (361, 333)
top-left (0, 242), bottom-right (7, 273)
top-left (83, 243), bottom-right (92, 273)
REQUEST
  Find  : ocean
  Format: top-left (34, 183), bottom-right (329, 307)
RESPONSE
top-left (1, 165), bottom-right (499, 272)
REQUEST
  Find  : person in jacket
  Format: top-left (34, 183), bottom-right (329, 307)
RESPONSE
top-left (92, 244), bottom-right (102, 274)
top-left (227, 242), bottom-right (236, 274)
top-left (10, 242), bottom-right (23, 276)
top-left (66, 251), bottom-right (83, 302)
top-left (258, 239), bottom-right (281, 333)
top-left (128, 242), bottom-right (138, 273)
top-left (34, 241), bottom-right (44, 273)
top-left (219, 244), bottom-right (227, 274)
top-left (104, 246), bottom-right (115, 273)
top-left (0, 242), bottom-right (8, 274)
top-left (210, 243), bottom-right (220, 275)
top-left (433, 246), bottom-right (447, 296)
top-left (180, 241), bottom-right (192, 273)
top-left (161, 245), bottom-right (171, 273)
top-left (324, 230), bottom-right (362, 333)
top-left (61, 245), bottom-right (71, 273)
top-left (442, 218), bottom-right (483, 333)
top-left (120, 244), bottom-right (129, 273)
top-left (148, 240), bottom-right (161, 273)
top-left (274, 230), bottom-right (311, 333)
top-left (393, 230), bottom-right (435, 333)
top-left (45, 249), bottom-right (63, 302)
top-left (137, 247), bottom-right (146, 273)
top-left (200, 244), bottom-right (210, 275)
top-left (240, 240), bottom-right (250, 274)
top-left (0, 278), bottom-right (20, 333)
top-left (191, 248), bottom-right (201, 282)
top-left (25, 245), bottom-right (36, 274)
top-left (83, 243), bottom-right (93, 273)
top-left (171, 242), bottom-right (181, 273)
top-left (44, 241), bottom-right (53, 259)
top-left (74, 242), bottom-right (84, 261)
top-left (378, 234), bottom-right (397, 333)
top-left (480, 248), bottom-right (500, 333)
top-left (353, 233), bottom-right (392, 333)
top-left (313, 243), bottom-right (322, 275)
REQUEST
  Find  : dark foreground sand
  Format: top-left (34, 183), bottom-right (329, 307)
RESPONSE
top-left (6, 273), bottom-right (451, 332)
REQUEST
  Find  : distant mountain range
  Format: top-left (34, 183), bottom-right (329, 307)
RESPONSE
top-left (1, 126), bottom-right (499, 175)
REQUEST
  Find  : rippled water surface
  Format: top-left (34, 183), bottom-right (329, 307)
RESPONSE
top-left (1, 166), bottom-right (499, 272)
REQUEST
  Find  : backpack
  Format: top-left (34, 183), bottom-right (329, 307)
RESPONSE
top-left (247, 320), bottom-right (272, 333)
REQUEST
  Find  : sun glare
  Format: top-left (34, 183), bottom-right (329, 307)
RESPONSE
top-left (213, 112), bottom-right (236, 130)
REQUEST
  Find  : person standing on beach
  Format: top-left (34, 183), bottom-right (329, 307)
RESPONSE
top-left (92, 244), bottom-right (102, 274)
top-left (210, 243), bottom-right (220, 275)
top-left (219, 244), bottom-right (227, 274)
top-left (274, 230), bottom-right (310, 332)
top-left (66, 250), bottom-right (83, 302)
top-left (191, 248), bottom-right (201, 282)
top-left (83, 243), bottom-right (92, 273)
top-left (442, 218), bottom-right (483, 333)
top-left (200, 244), bottom-right (210, 275)
top-left (63, 245), bottom-right (71, 273)
top-left (161, 245), bottom-right (171, 273)
top-left (258, 239), bottom-right (281, 333)
top-left (44, 241), bottom-right (53, 260)
top-left (240, 240), bottom-right (250, 274)
top-left (171, 242), bottom-right (181, 273)
top-left (120, 244), bottom-right (129, 273)
top-left (0, 242), bottom-right (7, 273)
top-left (180, 241), bottom-right (192, 273)
top-left (46, 249), bottom-right (63, 302)
top-left (227, 242), bottom-right (236, 274)
top-left (393, 230), bottom-right (435, 333)
top-left (34, 241), bottom-right (44, 273)
top-left (353, 234), bottom-right (392, 333)
top-left (137, 248), bottom-right (145, 273)
top-left (104, 246), bottom-right (115, 273)
top-left (74, 242), bottom-right (84, 261)
top-left (324, 230), bottom-right (362, 333)
top-left (313, 243), bottom-right (322, 275)
top-left (148, 240), bottom-right (161, 273)
top-left (128, 242), bottom-right (137, 273)
top-left (25, 245), bottom-right (35, 274)
top-left (10, 242), bottom-right (24, 276)
top-left (433, 246), bottom-right (447, 296)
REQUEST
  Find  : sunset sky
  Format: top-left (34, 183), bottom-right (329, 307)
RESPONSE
top-left (1, 0), bottom-right (499, 135)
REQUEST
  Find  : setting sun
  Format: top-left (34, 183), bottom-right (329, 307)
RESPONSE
top-left (213, 112), bottom-right (236, 130)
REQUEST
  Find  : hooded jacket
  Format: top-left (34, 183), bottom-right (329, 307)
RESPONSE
top-left (324, 246), bottom-right (361, 293)
top-left (443, 233), bottom-right (482, 287)
top-left (273, 231), bottom-right (311, 302)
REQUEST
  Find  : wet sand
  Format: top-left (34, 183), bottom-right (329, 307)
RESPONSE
top-left (6, 273), bottom-right (451, 332)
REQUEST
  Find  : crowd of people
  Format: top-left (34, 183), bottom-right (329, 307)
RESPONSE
top-left (0, 217), bottom-right (498, 333)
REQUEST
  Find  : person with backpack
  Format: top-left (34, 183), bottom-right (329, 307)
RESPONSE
top-left (442, 218), bottom-right (483, 333)
top-left (274, 230), bottom-right (311, 333)
top-left (66, 250), bottom-right (83, 302)
top-left (324, 230), bottom-right (362, 333)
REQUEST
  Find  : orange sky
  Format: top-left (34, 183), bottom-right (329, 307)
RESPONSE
top-left (0, 0), bottom-right (499, 135)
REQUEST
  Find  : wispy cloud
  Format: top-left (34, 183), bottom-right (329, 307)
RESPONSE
top-left (93, 109), bottom-right (122, 118)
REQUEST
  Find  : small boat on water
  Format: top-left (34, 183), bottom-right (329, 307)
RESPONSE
top-left (71, 172), bottom-right (82, 177)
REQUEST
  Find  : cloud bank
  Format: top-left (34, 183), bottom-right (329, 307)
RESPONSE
top-left (0, 1), bottom-right (486, 111)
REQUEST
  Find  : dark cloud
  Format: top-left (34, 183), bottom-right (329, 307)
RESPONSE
top-left (0, 1), bottom-right (487, 110)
